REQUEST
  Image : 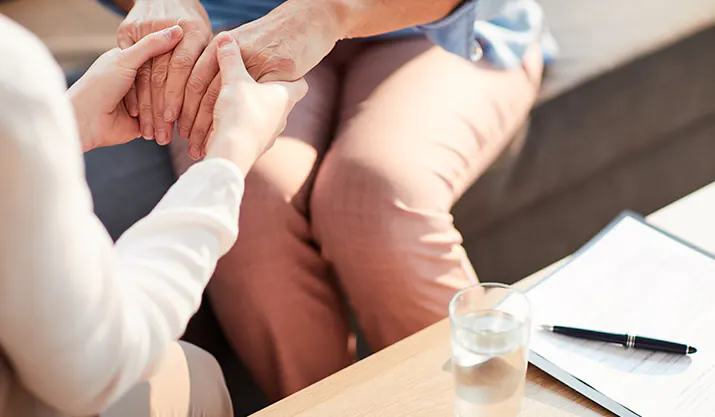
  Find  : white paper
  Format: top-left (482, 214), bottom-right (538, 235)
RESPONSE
top-left (528, 216), bottom-right (715, 417)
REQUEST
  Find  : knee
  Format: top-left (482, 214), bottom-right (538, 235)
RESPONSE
top-left (241, 168), bottom-right (294, 218)
top-left (233, 163), bottom-right (311, 242)
top-left (103, 343), bottom-right (232, 417)
top-left (180, 342), bottom-right (233, 417)
top-left (311, 149), bottom-right (451, 248)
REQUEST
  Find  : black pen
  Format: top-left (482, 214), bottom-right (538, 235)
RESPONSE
top-left (539, 325), bottom-right (697, 355)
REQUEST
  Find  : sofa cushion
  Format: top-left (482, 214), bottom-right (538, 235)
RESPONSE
top-left (451, 0), bottom-right (715, 283)
top-left (455, 26), bottom-right (715, 282)
top-left (85, 139), bottom-right (176, 240)
top-left (538, 0), bottom-right (715, 102)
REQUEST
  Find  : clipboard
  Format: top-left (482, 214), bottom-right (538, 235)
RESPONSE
top-left (526, 211), bottom-right (715, 417)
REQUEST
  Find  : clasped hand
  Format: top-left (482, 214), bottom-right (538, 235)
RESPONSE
top-left (69, 26), bottom-right (307, 175)
top-left (113, 0), bottom-right (341, 160)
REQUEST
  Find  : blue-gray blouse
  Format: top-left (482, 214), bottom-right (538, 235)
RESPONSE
top-left (100, 0), bottom-right (556, 69)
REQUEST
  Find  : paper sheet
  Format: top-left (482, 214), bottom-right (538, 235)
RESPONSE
top-left (528, 215), bottom-right (715, 417)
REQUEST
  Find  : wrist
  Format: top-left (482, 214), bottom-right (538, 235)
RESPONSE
top-left (282, 0), bottom-right (359, 41)
top-left (323, 0), bottom-right (371, 39)
top-left (205, 134), bottom-right (261, 177)
top-left (67, 90), bottom-right (95, 152)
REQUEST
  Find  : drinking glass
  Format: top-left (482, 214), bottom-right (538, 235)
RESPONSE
top-left (449, 283), bottom-right (531, 417)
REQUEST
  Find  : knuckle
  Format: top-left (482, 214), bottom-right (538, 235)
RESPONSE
top-left (187, 23), bottom-right (211, 40)
top-left (138, 103), bottom-right (153, 114)
top-left (169, 52), bottom-right (195, 72)
top-left (117, 20), bottom-right (135, 35)
top-left (192, 127), bottom-right (209, 141)
top-left (151, 65), bottom-right (169, 85)
top-left (119, 20), bottom-right (143, 39)
top-left (136, 67), bottom-right (152, 84)
top-left (216, 31), bottom-right (232, 40)
top-left (186, 75), bottom-right (209, 94)
top-left (178, 121), bottom-right (192, 133)
top-left (177, 17), bottom-right (196, 30)
top-left (255, 49), bottom-right (298, 80)
top-left (202, 88), bottom-right (220, 107)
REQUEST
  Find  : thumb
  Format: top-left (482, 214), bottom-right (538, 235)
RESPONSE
top-left (120, 26), bottom-right (184, 70)
top-left (270, 78), bottom-right (309, 105)
top-left (215, 32), bottom-right (250, 86)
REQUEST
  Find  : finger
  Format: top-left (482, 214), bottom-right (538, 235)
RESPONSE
top-left (117, 23), bottom-right (135, 50)
top-left (178, 40), bottom-right (219, 139)
top-left (120, 26), bottom-right (184, 70)
top-left (162, 35), bottom-right (207, 123)
top-left (188, 74), bottom-right (220, 159)
top-left (215, 32), bottom-right (250, 85)
top-left (151, 52), bottom-right (173, 145)
top-left (124, 82), bottom-right (139, 118)
top-left (136, 60), bottom-right (154, 139)
top-left (116, 33), bottom-right (140, 118)
top-left (118, 36), bottom-right (133, 50)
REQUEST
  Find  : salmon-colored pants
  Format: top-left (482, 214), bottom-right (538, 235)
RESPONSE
top-left (171, 37), bottom-right (543, 401)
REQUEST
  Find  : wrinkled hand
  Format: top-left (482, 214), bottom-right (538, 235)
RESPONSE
top-left (117, 0), bottom-right (211, 145)
top-left (177, 1), bottom-right (344, 159)
top-left (69, 27), bottom-right (184, 151)
top-left (205, 33), bottom-right (308, 174)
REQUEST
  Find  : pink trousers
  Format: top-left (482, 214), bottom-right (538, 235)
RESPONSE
top-left (171, 37), bottom-right (543, 401)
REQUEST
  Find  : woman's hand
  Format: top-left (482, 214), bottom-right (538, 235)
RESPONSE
top-left (69, 26), bottom-right (184, 152)
top-left (204, 33), bottom-right (308, 174)
top-left (177, 0), bottom-right (345, 159)
top-left (117, 0), bottom-right (212, 145)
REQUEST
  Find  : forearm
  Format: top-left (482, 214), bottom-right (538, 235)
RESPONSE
top-left (0, 158), bottom-right (243, 415)
top-left (312, 0), bottom-right (465, 39)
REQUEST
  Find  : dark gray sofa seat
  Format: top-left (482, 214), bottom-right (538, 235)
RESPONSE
top-left (455, 26), bottom-right (715, 284)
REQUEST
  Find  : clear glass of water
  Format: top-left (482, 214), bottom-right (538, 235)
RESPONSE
top-left (449, 283), bottom-right (531, 417)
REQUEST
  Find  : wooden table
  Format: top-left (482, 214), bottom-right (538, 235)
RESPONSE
top-left (253, 182), bottom-right (715, 417)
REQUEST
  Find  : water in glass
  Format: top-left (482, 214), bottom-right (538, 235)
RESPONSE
top-left (451, 310), bottom-right (528, 417)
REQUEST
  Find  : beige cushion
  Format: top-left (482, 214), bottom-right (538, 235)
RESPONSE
top-left (539, 0), bottom-right (715, 102)
top-left (0, 0), bottom-right (120, 70)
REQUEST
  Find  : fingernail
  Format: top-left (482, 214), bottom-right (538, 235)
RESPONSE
top-left (178, 127), bottom-right (189, 139)
top-left (189, 146), bottom-right (200, 160)
top-left (156, 130), bottom-right (167, 145)
top-left (165, 25), bottom-right (182, 39)
top-left (142, 127), bottom-right (154, 140)
top-left (163, 108), bottom-right (175, 122)
top-left (217, 35), bottom-right (233, 49)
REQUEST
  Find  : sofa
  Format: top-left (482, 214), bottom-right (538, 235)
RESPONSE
top-left (5, 0), bottom-right (715, 415)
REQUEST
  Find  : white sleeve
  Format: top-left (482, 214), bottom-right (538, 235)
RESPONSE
top-left (0, 18), bottom-right (244, 416)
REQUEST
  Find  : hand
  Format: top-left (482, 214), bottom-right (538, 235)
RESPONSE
top-left (204, 33), bottom-right (308, 174)
top-left (117, 0), bottom-right (211, 145)
top-left (177, 0), bottom-right (344, 159)
top-left (69, 26), bottom-right (184, 151)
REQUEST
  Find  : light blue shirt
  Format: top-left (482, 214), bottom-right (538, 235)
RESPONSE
top-left (100, 0), bottom-right (556, 69)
